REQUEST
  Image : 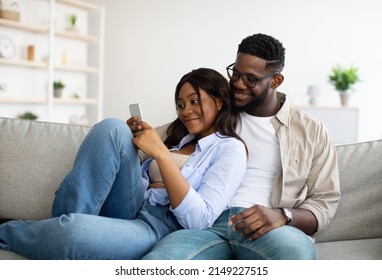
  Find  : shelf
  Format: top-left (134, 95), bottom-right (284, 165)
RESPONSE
top-left (0, 97), bottom-right (98, 105)
top-left (0, 97), bottom-right (46, 104)
top-left (0, 18), bottom-right (48, 33)
top-left (53, 97), bottom-right (98, 105)
top-left (0, 0), bottom-right (104, 125)
top-left (0, 58), bottom-right (97, 73)
top-left (0, 19), bottom-right (97, 43)
top-left (0, 58), bottom-right (47, 69)
top-left (55, 30), bottom-right (98, 43)
top-left (55, 64), bottom-right (98, 73)
top-left (56, 0), bottom-right (101, 11)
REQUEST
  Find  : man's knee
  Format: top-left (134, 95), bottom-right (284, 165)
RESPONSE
top-left (143, 229), bottom-right (229, 260)
top-left (237, 226), bottom-right (316, 260)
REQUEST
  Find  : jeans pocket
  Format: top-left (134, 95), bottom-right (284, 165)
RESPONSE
top-left (144, 201), bottom-right (183, 231)
top-left (163, 209), bottom-right (183, 231)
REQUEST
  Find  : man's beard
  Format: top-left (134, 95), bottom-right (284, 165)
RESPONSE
top-left (235, 86), bottom-right (269, 113)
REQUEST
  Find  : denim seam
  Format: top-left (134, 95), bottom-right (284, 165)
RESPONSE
top-left (187, 239), bottom-right (227, 259)
top-left (120, 150), bottom-right (141, 217)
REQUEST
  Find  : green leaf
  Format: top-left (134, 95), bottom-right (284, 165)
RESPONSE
top-left (328, 65), bottom-right (360, 92)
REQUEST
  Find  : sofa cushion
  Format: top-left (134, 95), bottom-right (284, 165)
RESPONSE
top-left (0, 249), bottom-right (28, 260)
top-left (0, 118), bottom-right (91, 220)
top-left (315, 139), bottom-right (382, 242)
top-left (315, 238), bottom-right (382, 260)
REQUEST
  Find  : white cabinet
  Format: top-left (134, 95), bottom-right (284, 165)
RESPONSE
top-left (0, 0), bottom-right (104, 125)
top-left (299, 106), bottom-right (359, 144)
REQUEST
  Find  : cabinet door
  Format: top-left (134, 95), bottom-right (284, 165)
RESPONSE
top-left (300, 106), bottom-right (359, 144)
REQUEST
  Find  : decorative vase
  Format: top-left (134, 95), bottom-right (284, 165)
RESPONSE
top-left (307, 85), bottom-right (319, 105)
top-left (339, 92), bottom-right (350, 106)
top-left (54, 89), bottom-right (63, 98)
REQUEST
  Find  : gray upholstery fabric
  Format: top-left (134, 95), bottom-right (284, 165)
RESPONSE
top-left (315, 238), bottom-right (382, 260)
top-left (0, 117), bottom-right (91, 220)
top-left (0, 117), bottom-right (381, 259)
top-left (0, 249), bottom-right (28, 260)
top-left (314, 140), bottom-right (382, 243)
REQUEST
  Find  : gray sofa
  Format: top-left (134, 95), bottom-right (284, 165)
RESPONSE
top-left (0, 117), bottom-right (381, 260)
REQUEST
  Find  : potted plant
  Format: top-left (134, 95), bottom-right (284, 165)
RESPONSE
top-left (328, 65), bottom-right (360, 106)
top-left (18, 111), bottom-right (38, 120)
top-left (67, 14), bottom-right (78, 32)
top-left (53, 80), bottom-right (65, 98)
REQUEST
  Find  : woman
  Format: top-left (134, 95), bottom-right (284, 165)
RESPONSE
top-left (0, 68), bottom-right (247, 259)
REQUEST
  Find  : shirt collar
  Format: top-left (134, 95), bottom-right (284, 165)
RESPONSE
top-left (177, 132), bottom-right (221, 151)
top-left (274, 91), bottom-right (290, 128)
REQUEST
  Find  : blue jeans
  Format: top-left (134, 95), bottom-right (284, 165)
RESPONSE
top-left (143, 207), bottom-right (316, 260)
top-left (0, 118), bottom-right (183, 259)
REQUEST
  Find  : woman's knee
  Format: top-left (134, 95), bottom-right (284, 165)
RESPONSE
top-left (53, 214), bottom-right (93, 243)
top-left (93, 118), bottom-right (133, 139)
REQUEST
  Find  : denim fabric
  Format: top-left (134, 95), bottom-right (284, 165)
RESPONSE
top-left (143, 207), bottom-right (316, 260)
top-left (0, 118), bottom-right (183, 259)
top-left (0, 203), bottom-right (182, 259)
top-left (51, 118), bottom-right (144, 219)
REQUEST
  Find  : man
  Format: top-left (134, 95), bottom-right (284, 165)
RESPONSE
top-left (142, 33), bottom-right (341, 260)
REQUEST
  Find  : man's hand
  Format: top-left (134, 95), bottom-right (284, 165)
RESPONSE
top-left (228, 205), bottom-right (286, 240)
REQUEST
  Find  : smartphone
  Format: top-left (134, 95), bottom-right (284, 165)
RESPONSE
top-left (129, 103), bottom-right (144, 122)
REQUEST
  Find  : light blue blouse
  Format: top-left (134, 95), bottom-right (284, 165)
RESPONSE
top-left (140, 132), bottom-right (247, 230)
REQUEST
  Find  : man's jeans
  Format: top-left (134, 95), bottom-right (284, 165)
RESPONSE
top-left (143, 207), bottom-right (316, 260)
top-left (0, 118), bottom-right (182, 259)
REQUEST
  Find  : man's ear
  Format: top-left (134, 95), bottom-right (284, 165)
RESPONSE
top-left (271, 73), bottom-right (284, 89)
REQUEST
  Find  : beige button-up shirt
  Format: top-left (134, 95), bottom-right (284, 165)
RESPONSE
top-left (270, 92), bottom-right (341, 233)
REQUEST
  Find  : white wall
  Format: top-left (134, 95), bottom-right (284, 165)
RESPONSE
top-left (89, 0), bottom-right (382, 142)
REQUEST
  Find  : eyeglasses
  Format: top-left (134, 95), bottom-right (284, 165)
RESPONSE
top-left (226, 63), bottom-right (277, 88)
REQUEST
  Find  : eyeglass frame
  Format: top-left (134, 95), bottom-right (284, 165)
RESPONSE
top-left (226, 63), bottom-right (278, 88)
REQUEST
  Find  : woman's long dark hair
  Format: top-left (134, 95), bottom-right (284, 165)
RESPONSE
top-left (164, 68), bottom-right (246, 151)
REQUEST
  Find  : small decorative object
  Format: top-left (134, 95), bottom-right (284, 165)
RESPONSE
top-left (53, 80), bottom-right (65, 98)
top-left (72, 88), bottom-right (83, 99)
top-left (0, 34), bottom-right (15, 58)
top-left (307, 85), bottom-right (319, 105)
top-left (67, 14), bottom-right (78, 32)
top-left (0, 83), bottom-right (5, 92)
top-left (62, 50), bottom-right (68, 65)
top-left (27, 45), bottom-right (34, 61)
top-left (328, 65), bottom-right (360, 106)
top-left (0, 1), bottom-right (20, 21)
top-left (18, 111), bottom-right (38, 120)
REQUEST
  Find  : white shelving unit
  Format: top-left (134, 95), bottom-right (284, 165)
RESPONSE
top-left (0, 0), bottom-right (104, 125)
top-left (299, 105), bottom-right (359, 144)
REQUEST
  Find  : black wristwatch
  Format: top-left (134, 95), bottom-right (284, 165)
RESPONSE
top-left (279, 207), bottom-right (293, 224)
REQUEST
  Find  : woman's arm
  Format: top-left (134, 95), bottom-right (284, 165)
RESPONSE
top-left (133, 122), bottom-right (247, 229)
top-left (131, 121), bottom-right (190, 208)
top-left (171, 137), bottom-right (247, 229)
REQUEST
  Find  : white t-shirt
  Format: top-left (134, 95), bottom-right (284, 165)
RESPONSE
top-left (228, 112), bottom-right (281, 208)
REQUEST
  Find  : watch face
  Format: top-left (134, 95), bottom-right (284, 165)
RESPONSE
top-left (0, 35), bottom-right (16, 59)
top-left (284, 208), bottom-right (293, 222)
